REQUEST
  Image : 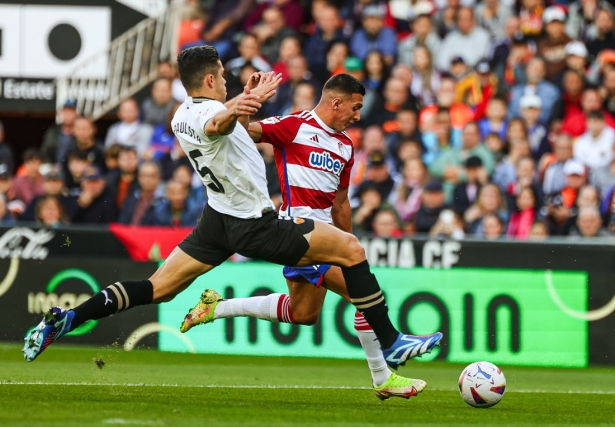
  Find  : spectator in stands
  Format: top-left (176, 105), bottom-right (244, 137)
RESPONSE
top-left (363, 78), bottom-right (416, 129)
top-left (353, 151), bottom-right (399, 206)
top-left (350, 5), bottom-right (397, 65)
top-left (149, 103), bottom-right (182, 161)
top-left (544, 159), bottom-right (587, 235)
top-left (586, 8), bottom-right (615, 62)
top-left (72, 166), bottom-right (117, 224)
top-left (160, 138), bottom-right (192, 181)
top-left (363, 50), bottom-right (390, 99)
top-left (41, 99), bottom-right (77, 164)
top-left (437, 7), bottom-right (491, 71)
top-left (464, 182), bottom-right (509, 235)
top-left (104, 98), bottom-right (154, 158)
top-left (171, 164), bottom-right (207, 211)
top-left (485, 133), bottom-right (506, 163)
top-left (566, 0), bottom-right (615, 42)
top-left (479, 98), bottom-right (508, 141)
top-left (324, 41), bottom-right (350, 80)
top-left (528, 220), bottom-right (550, 239)
top-left (158, 61), bottom-right (186, 103)
top-left (537, 6), bottom-right (572, 82)
top-left (118, 161), bottom-right (164, 225)
top-left (573, 110), bottom-right (615, 172)
top-left (244, 0), bottom-right (304, 32)
top-left (398, 13), bottom-right (442, 68)
top-left (592, 143), bottom-right (615, 197)
top-left (410, 45), bottom-right (440, 107)
top-left (0, 121), bottom-right (14, 175)
top-left (601, 69), bottom-right (615, 118)
top-left (12, 148), bottom-right (44, 207)
top-left (543, 134), bottom-right (573, 196)
top-left (386, 108), bottom-right (422, 169)
top-left (304, 5), bottom-right (347, 83)
top-left (481, 212), bottom-right (505, 239)
top-left (65, 116), bottom-right (106, 173)
top-left (0, 193), bottom-right (15, 225)
top-left (493, 139), bottom-right (531, 191)
top-left (394, 158), bottom-right (428, 225)
top-left (266, 55), bottom-right (316, 116)
top-left (519, 94), bottom-right (550, 161)
top-left (571, 206), bottom-right (611, 238)
top-left (506, 186), bottom-right (539, 239)
top-left (422, 107), bottom-right (462, 166)
top-left (141, 78), bottom-right (175, 128)
top-left (475, 0), bottom-right (513, 40)
top-left (505, 156), bottom-right (544, 209)
top-left (371, 209), bottom-right (403, 238)
top-left (22, 165), bottom-right (76, 222)
top-left (194, 0), bottom-right (256, 61)
top-left (152, 179), bottom-right (201, 227)
top-left (350, 125), bottom-right (390, 193)
top-left (281, 81), bottom-right (316, 115)
top-left (415, 180), bottom-right (449, 233)
top-left (64, 151), bottom-right (89, 194)
top-left (430, 121), bottom-right (496, 199)
top-left (556, 41), bottom-right (589, 87)
top-left (429, 209), bottom-right (466, 239)
top-left (452, 156), bottom-right (488, 215)
top-left (35, 196), bottom-right (69, 228)
top-left (271, 36), bottom-right (302, 84)
top-left (508, 58), bottom-right (560, 123)
top-left (490, 16), bottom-right (521, 77)
top-left (353, 184), bottom-right (387, 233)
top-left (106, 146), bottom-right (140, 210)
top-left (226, 33), bottom-right (271, 84)
top-left (433, 0), bottom-right (461, 39)
top-left (551, 71), bottom-right (585, 136)
top-left (498, 32), bottom-right (535, 92)
top-left (419, 76), bottom-right (474, 132)
top-left (518, 0), bottom-right (544, 40)
top-left (253, 6), bottom-right (297, 65)
top-left (104, 144), bottom-right (122, 173)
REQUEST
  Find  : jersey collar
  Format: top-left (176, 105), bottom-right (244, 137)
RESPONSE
top-left (191, 96), bottom-right (216, 103)
top-left (310, 110), bottom-right (337, 134)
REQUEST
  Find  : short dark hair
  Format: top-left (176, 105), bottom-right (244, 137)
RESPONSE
top-left (323, 74), bottom-right (366, 96)
top-left (177, 46), bottom-right (220, 92)
top-left (587, 110), bottom-right (605, 121)
top-left (23, 148), bottom-right (42, 162)
top-left (119, 145), bottom-right (138, 156)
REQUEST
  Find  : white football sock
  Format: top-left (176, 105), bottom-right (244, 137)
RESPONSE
top-left (355, 313), bottom-right (392, 387)
top-left (213, 294), bottom-right (291, 323)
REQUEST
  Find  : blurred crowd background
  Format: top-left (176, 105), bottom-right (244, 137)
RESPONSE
top-left (1, 0), bottom-right (615, 241)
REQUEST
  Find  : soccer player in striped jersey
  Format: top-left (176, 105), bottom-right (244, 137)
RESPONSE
top-left (181, 74), bottom-right (433, 400)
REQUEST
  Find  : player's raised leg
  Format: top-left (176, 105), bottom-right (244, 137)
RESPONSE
top-left (23, 247), bottom-right (214, 362)
top-left (296, 220), bottom-right (442, 369)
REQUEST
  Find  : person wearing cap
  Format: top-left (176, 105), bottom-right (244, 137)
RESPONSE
top-left (350, 4), bottom-right (397, 64)
top-left (353, 150), bottom-right (399, 206)
top-left (304, 5), bottom-right (347, 84)
top-left (566, 0), bottom-right (615, 42)
top-left (562, 41), bottom-right (589, 80)
top-left (519, 93), bottom-right (550, 161)
top-left (537, 6), bottom-right (572, 81)
top-left (452, 155), bottom-right (488, 214)
top-left (415, 179), bottom-right (450, 233)
top-left (72, 165), bottom-right (118, 224)
top-left (587, 8), bottom-right (615, 62)
top-left (430, 121), bottom-right (496, 200)
top-left (508, 57), bottom-right (560, 123)
top-left (0, 121), bottom-right (14, 176)
top-left (21, 165), bottom-right (77, 223)
top-left (11, 148), bottom-right (44, 208)
top-left (41, 99), bottom-right (78, 165)
top-left (475, 0), bottom-right (513, 40)
top-left (398, 13), bottom-right (442, 68)
top-left (544, 158), bottom-right (587, 235)
top-left (574, 110), bottom-right (615, 172)
top-left (436, 7), bottom-right (491, 71)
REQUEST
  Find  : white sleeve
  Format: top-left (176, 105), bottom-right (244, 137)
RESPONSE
top-left (196, 100), bottom-right (227, 142)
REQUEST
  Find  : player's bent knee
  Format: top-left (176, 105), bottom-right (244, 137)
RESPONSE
top-left (344, 235), bottom-right (366, 266)
top-left (292, 311), bottom-right (320, 325)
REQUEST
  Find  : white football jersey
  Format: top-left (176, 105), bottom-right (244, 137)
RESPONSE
top-left (171, 97), bottom-right (274, 219)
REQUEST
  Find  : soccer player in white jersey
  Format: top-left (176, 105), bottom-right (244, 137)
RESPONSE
top-left (22, 46), bottom-right (441, 376)
top-left (180, 74), bottom-right (427, 399)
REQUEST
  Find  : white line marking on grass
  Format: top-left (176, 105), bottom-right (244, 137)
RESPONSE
top-left (103, 419), bottom-right (163, 425)
top-left (1, 381), bottom-right (615, 394)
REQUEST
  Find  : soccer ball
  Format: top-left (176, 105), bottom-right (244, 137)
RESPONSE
top-left (458, 361), bottom-right (506, 408)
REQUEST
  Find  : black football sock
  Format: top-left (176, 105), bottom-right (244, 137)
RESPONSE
top-left (342, 260), bottom-right (399, 349)
top-left (70, 280), bottom-right (154, 331)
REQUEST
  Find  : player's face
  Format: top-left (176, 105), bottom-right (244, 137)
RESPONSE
top-left (335, 93), bottom-right (363, 131)
top-left (213, 62), bottom-right (227, 101)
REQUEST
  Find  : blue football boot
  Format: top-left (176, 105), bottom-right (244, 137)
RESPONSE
top-left (381, 332), bottom-right (443, 370)
top-left (23, 307), bottom-right (75, 362)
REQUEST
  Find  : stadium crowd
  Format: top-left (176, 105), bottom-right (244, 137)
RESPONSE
top-left (2, 0), bottom-right (615, 240)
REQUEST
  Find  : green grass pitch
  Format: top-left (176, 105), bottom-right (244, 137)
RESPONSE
top-left (1, 343), bottom-right (614, 427)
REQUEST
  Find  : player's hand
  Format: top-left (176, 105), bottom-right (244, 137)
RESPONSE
top-left (251, 72), bottom-right (283, 102)
top-left (246, 72), bottom-right (262, 91)
top-left (235, 87), bottom-right (262, 117)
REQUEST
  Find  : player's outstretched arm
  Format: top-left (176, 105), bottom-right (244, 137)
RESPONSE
top-left (247, 121), bottom-right (263, 142)
top-left (331, 187), bottom-right (352, 233)
top-left (205, 88), bottom-right (261, 136)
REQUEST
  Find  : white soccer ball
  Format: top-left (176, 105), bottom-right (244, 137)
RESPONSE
top-left (458, 361), bottom-right (506, 408)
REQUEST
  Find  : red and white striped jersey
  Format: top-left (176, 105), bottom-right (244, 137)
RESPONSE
top-left (258, 110), bottom-right (355, 223)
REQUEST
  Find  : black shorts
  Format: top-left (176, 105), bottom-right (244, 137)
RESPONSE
top-left (179, 204), bottom-right (315, 267)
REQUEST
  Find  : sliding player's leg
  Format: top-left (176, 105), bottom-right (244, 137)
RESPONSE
top-left (295, 220), bottom-right (442, 369)
top-left (23, 246), bottom-right (218, 362)
top-left (180, 267), bottom-right (328, 332)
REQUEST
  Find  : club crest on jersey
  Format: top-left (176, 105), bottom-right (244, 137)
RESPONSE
top-left (309, 151), bottom-right (344, 175)
top-left (338, 141), bottom-right (344, 155)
